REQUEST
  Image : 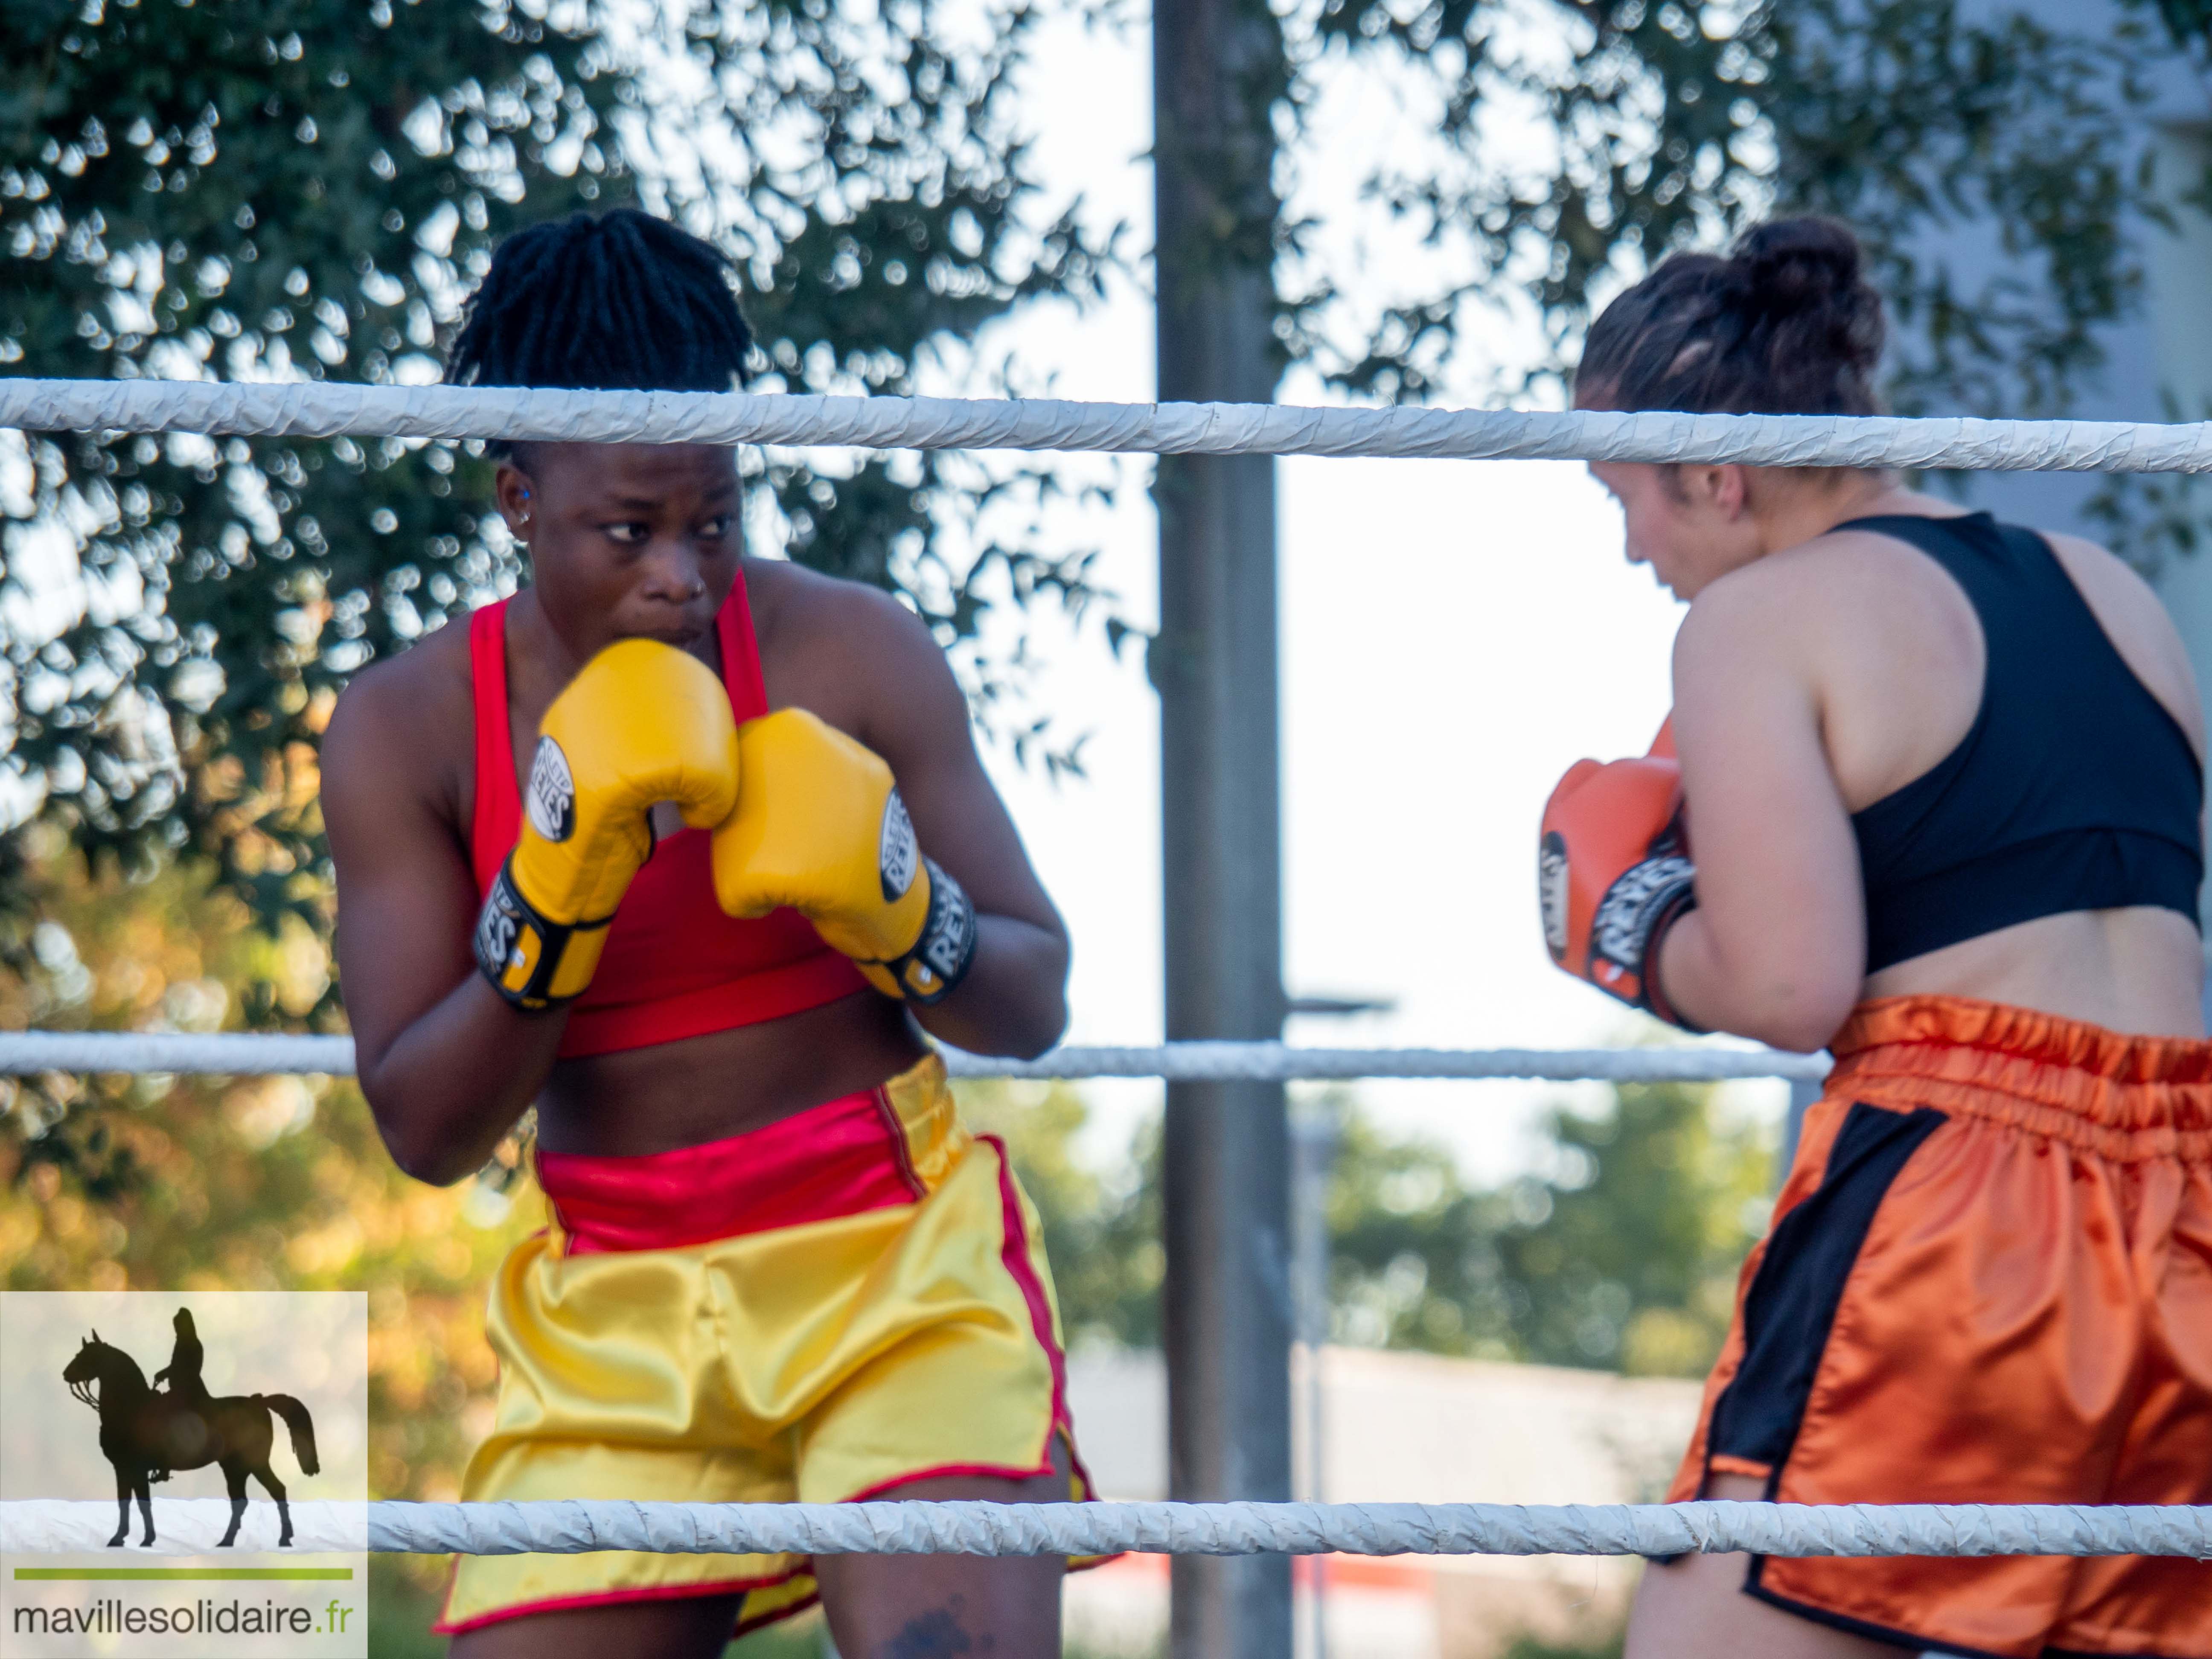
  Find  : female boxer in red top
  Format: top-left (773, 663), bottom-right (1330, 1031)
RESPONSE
top-left (322, 210), bottom-right (1097, 1659)
top-left (1541, 218), bottom-right (2212, 1658)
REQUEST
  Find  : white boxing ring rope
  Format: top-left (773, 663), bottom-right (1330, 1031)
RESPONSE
top-left (1, 1498), bottom-right (2207, 1560)
top-left (0, 1030), bottom-right (1830, 1083)
top-left (8, 376), bottom-right (2212, 472)
top-left (3, 377), bottom-right (2203, 1565)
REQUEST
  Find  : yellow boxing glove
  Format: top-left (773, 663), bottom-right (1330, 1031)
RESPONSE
top-left (474, 640), bottom-right (740, 1010)
top-left (710, 709), bottom-right (977, 1004)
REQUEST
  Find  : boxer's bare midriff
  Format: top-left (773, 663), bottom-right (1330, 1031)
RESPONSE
top-left (534, 990), bottom-right (930, 1158)
top-left (1861, 904), bottom-right (2205, 1039)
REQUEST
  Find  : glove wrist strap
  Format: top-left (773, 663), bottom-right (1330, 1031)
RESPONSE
top-left (1588, 844), bottom-right (1706, 1033)
top-left (870, 856), bottom-right (978, 1005)
top-left (474, 856), bottom-right (608, 1011)
top-left (1638, 891), bottom-right (1704, 1034)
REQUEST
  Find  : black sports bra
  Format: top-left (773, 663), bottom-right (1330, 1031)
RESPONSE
top-left (1846, 512), bottom-right (2203, 973)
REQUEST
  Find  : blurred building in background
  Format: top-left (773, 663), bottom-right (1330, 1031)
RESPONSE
top-left (1063, 1348), bottom-right (1701, 1659)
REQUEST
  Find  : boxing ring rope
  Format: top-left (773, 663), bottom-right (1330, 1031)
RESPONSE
top-left (0, 1030), bottom-right (1830, 1083)
top-left (2, 1497), bottom-right (2208, 1560)
top-left (8, 377), bottom-right (2212, 472)
top-left (5, 377), bottom-right (2203, 1568)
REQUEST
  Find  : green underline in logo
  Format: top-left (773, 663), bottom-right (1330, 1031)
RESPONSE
top-left (12, 1568), bottom-right (355, 1581)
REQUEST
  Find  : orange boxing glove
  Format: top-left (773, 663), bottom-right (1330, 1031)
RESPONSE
top-left (1538, 754), bottom-right (1700, 1028)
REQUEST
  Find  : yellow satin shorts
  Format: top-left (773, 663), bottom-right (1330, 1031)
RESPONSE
top-left (437, 1054), bottom-right (1096, 1637)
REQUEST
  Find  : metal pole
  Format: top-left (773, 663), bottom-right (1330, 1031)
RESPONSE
top-left (1290, 1105), bottom-right (1340, 1659)
top-left (1778, 1074), bottom-right (1822, 1184)
top-left (1153, 0), bottom-right (1291, 1653)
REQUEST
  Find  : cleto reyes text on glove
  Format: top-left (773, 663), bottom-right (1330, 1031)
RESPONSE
top-left (474, 640), bottom-right (741, 1011)
top-left (1538, 753), bottom-right (1700, 1029)
top-left (710, 709), bottom-right (977, 1004)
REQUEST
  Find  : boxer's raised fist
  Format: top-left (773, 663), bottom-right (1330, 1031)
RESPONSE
top-left (475, 641), bottom-right (739, 1010)
top-left (711, 709), bottom-right (977, 1004)
top-left (1540, 754), bottom-right (1699, 1028)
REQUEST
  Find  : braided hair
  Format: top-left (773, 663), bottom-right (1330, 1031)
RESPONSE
top-left (1577, 216), bottom-right (1886, 419)
top-left (446, 210), bottom-right (753, 460)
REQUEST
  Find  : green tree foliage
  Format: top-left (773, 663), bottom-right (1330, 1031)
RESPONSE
top-left (1323, 1085), bottom-right (1770, 1376)
top-left (1288, 0), bottom-right (2183, 422)
top-left (2156, 0), bottom-right (2212, 45)
top-left (9, 0), bottom-right (2197, 946)
top-left (1, 0), bottom-right (1109, 937)
top-left (964, 1074), bottom-right (1771, 1379)
top-left (1501, 1634), bottom-right (1624, 1659)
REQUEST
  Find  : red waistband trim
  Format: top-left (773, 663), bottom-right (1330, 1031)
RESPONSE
top-left (537, 1086), bottom-right (926, 1254)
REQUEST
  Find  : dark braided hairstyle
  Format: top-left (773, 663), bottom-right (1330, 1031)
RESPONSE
top-left (1577, 216), bottom-right (1886, 419)
top-left (447, 210), bottom-right (753, 454)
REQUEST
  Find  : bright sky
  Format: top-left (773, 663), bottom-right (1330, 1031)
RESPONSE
top-left (933, 11), bottom-right (1791, 1179)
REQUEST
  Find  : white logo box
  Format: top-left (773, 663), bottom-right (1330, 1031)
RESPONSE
top-left (0, 1292), bottom-right (368, 1659)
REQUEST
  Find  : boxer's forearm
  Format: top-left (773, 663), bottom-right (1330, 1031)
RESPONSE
top-left (358, 975), bottom-right (570, 1186)
top-left (908, 913), bottom-right (1069, 1059)
top-left (1656, 910), bottom-right (1853, 1054)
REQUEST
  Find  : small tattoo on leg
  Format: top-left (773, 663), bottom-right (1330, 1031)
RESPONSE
top-left (879, 1595), bottom-right (994, 1659)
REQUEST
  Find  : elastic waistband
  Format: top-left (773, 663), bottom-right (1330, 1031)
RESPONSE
top-left (1828, 995), bottom-right (2212, 1161)
top-left (535, 1054), bottom-right (960, 1254)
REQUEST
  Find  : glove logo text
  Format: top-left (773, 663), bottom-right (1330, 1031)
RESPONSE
top-left (879, 791), bottom-right (920, 902)
top-left (526, 738), bottom-right (577, 843)
top-left (1591, 853), bottom-right (1694, 972)
top-left (476, 887), bottom-right (522, 973)
top-left (1538, 831), bottom-right (1571, 961)
top-left (921, 870), bottom-right (975, 980)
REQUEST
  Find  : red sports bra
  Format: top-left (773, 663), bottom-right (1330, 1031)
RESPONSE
top-left (468, 577), bottom-right (867, 1058)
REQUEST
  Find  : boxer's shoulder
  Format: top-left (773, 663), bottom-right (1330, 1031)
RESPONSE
top-left (1678, 518), bottom-right (1976, 686)
top-left (332, 609), bottom-right (474, 729)
top-left (1671, 543), bottom-right (1831, 672)
top-left (743, 557), bottom-right (961, 742)
top-left (745, 557), bottom-right (936, 655)
top-left (1707, 520), bottom-right (1934, 614)
top-left (323, 611), bottom-right (477, 825)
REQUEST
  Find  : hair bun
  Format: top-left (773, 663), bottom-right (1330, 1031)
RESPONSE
top-left (1577, 213), bottom-right (1886, 418)
top-left (1731, 216), bottom-right (1864, 311)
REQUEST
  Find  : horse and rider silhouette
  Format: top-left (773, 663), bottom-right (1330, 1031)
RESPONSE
top-left (62, 1310), bottom-right (319, 1548)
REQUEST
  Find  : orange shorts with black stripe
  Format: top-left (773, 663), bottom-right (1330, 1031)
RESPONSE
top-left (1669, 994), bottom-right (2212, 1659)
top-left (437, 1053), bottom-right (1104, 1639)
